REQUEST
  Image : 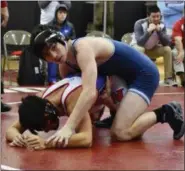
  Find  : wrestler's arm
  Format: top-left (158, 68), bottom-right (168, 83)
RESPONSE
top-left (5, 120), bottom-right (25, 142)
top-left (46, 88), bottom-right (93, 148)
top-left (63, 87), bottom-right (93, 148)
top-left (64, 114), bottom-right (93, 148)
top-left (64, 40), bottom-right (97, 131)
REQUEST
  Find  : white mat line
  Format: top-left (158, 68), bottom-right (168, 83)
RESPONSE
top-left (4, 89), bottom-right (18, 93)
top-left (9, 87), bottom-right (40, 93)
top-left (1, 165), bottom-right (21, 170)
top-left (6, 101), bottom-right (22, 105)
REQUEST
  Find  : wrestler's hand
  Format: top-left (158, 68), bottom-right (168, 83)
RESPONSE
top-left (9, 134), bottom-right (26, 148)
top-left (24, 134), bottom-right (46, 151)
top-left (99, 90), bottom-right (110, 101)
top-left (46, 125), bottom-right (74, 148)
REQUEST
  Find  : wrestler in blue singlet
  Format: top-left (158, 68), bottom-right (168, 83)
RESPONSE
top-left (68, 39), bottom-right (159, 105)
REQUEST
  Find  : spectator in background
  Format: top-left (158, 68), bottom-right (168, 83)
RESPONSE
top-left (131, 5), bottom-right (177, 87)
top-left (172, 16), bottom-right (185, 87)
top-left (157, 0), bottom-right (184, 36)
top-left (38, 1), bottom-right (72, 24)
top-left (1, 0), bottom-right (11, 112)
top-left (48, 4), bottom-right (75, 42)
top-left (47, 3), bottom-right (76, 85)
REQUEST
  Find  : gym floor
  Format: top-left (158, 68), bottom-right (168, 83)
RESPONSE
top-left (1, 86), bottom-right (184, 170)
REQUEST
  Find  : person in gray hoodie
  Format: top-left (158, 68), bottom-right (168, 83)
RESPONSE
top-left (48, 3), bottom-right (75, 40)
top-left (131, 5), bottom-right (177, 87)
top-left (38, 1), bottom-right (71, 24)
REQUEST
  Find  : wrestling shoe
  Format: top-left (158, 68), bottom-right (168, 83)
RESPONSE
top-left (95, 114), bottom-right (115, 128)
top-left (163, 101), bottom-right (185, 140)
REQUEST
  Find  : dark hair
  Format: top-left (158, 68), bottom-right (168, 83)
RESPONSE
top-left (147, 5), bottom-right (161, 16)
top-left (18, 95), bottom-right (48, 134)
top-left (30, 24), bottom-right (66, 60)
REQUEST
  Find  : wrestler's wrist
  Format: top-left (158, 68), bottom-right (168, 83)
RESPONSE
top-left (63, 123), bottom-right (75, 132)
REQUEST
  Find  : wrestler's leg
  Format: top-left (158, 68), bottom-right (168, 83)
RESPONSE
top-left (111, 91), bottom-right (185, 141)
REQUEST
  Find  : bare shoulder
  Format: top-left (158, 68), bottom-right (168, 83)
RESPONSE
top-left (66, 86), bottom-right (83, 115)
top-left (73, 37), bottom-right (112, 50)
top-left (73, 37), bottom-right (92, 48)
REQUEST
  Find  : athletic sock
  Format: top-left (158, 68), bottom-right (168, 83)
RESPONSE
top-left (153, 105), bottom-right (173, 123)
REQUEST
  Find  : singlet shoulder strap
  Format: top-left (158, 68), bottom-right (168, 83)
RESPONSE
top-left (71, 38), bottom-right (84, 57)
top-left (65, 38), bottom-right (82, 72)
top-left (62, 76), bottom-right (82, 113)
top-left (65, 60), bottom-right (81, 72)
top-left (71, 39), bottom-right (79, 57)
top-left (42, 78), bottom-right (70, 98)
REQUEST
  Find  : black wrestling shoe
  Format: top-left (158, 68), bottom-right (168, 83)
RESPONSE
top-left (1, 102), bottom-right (11, 112)
top-left (95, 114), bottom-right (115, 128)
top-left (163, 101), bottom-right (185, 140)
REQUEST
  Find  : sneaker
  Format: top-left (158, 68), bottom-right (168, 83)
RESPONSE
top-left (94, 114), bottom-right (115, 128)
top-left (160, 78), bottom-right (178, 87)
top-left (163, 101), bottom-right (185, 140)
top-left (181, 81), bottom-right (185, 88)
top-left (1, 102), bottom-right (12, 112)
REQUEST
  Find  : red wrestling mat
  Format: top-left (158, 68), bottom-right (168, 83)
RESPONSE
top-left (1, 87), bottom-right (184, 170)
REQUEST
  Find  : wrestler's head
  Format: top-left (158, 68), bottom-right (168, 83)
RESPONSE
top-left (19, 95), bottom-right (60, 134)
top-left (30, 24), bottom-right (68, 64)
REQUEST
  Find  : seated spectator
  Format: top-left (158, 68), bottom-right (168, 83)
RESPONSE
top-left (38, 1), bottom-right (72, 24)
top-left (131, 5), bottom-right (177, 86)
top-left (157, 0), bottom-right (184, 36)
top-left (48, 3), bottom-right (75, 40)
top-left (47, 3), bottom-right (76, 85)
top-left (172, 16), bottom-right (185, 87)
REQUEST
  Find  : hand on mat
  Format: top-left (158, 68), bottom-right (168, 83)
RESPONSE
top-left (9, 134), bottom-right (26, 147)
top-left (24, 134), bottom-right (46, 151)
top-left (46, 125), bottom-right (74, 148)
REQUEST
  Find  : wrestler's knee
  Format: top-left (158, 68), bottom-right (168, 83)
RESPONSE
top-left (110, 127), bottom-right (133, 141)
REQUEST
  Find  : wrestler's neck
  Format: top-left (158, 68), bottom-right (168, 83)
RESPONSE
top-left (66, 40), bottom-right (75, 61)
